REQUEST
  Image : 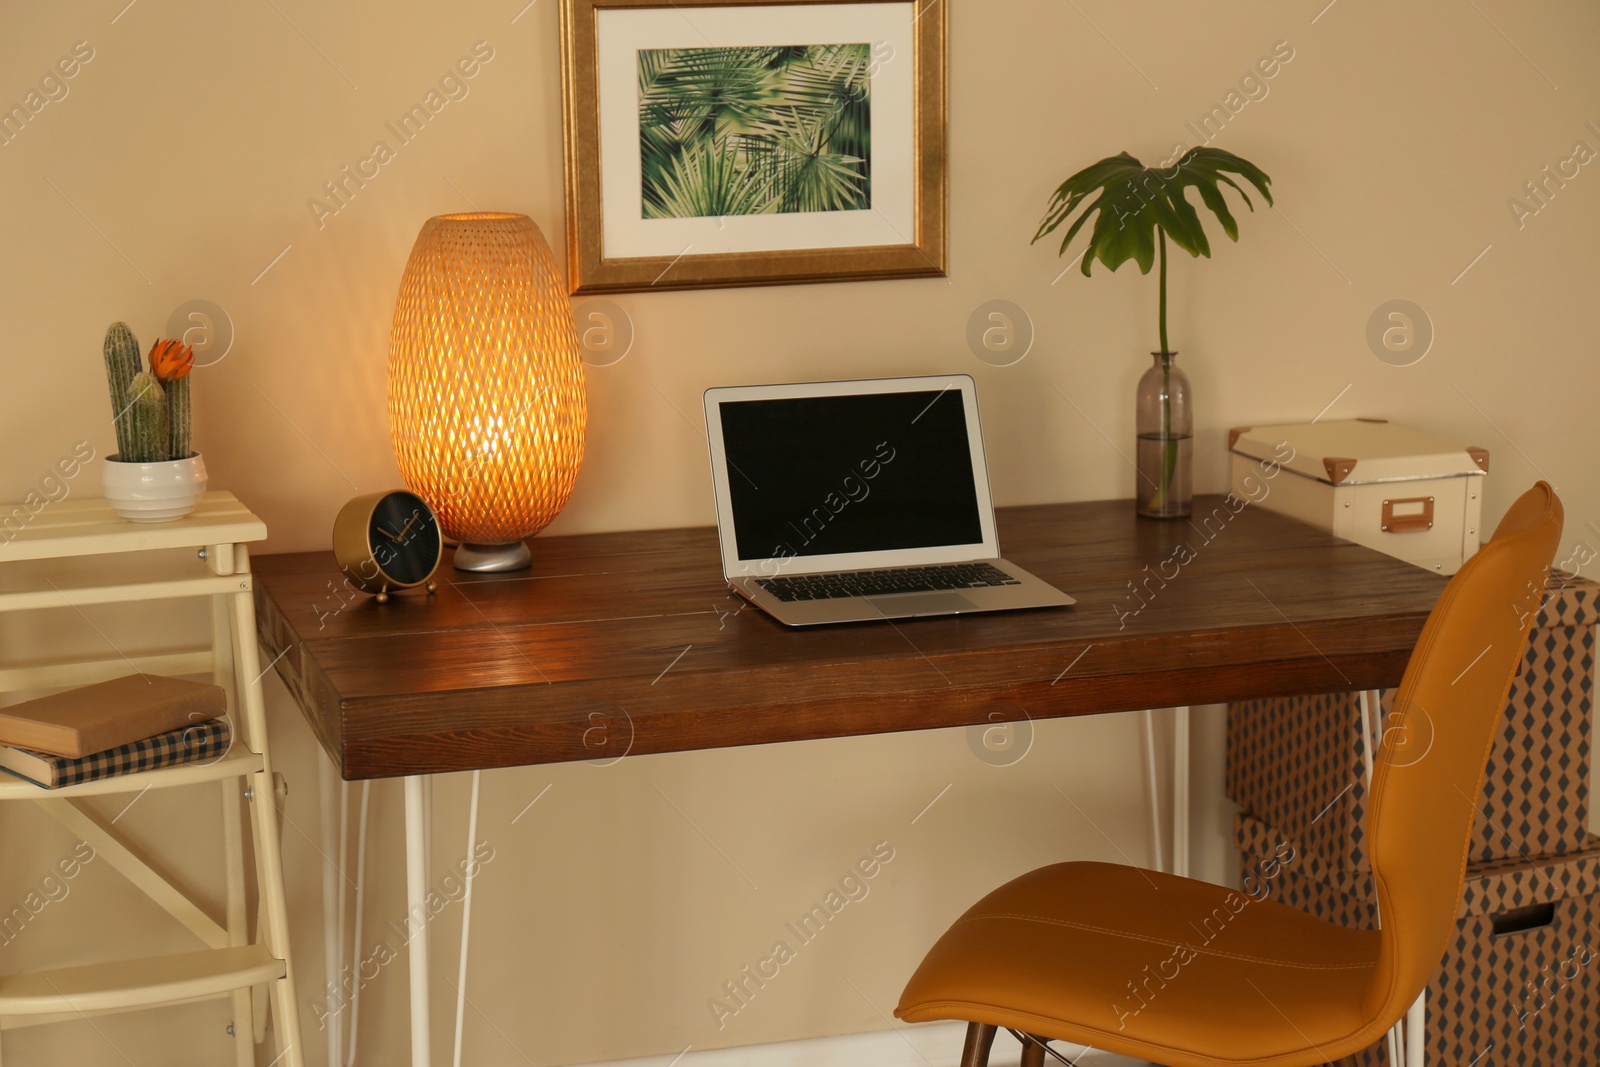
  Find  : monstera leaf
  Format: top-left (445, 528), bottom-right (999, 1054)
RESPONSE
top-left (1035, 148), bottom-right (1273, 274)
top-left (1033, 147), bottom-right (1273, 353)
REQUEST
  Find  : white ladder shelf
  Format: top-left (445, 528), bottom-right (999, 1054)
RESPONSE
top-left (0, 492), bottom-right (302, 1067)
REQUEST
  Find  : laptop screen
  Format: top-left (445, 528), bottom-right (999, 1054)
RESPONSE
top-left (717, 388), bottom-right (985, 562)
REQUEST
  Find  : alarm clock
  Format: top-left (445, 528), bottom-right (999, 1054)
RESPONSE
top-left (332, 490), bottom-right (443, 602)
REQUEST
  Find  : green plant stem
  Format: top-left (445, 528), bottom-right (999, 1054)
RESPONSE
top-left (1158, 228), bottom-right (1168, 358)
top-left (1160, 358), bottom-right (1177, 508)
top-left (1151, 231), bottom-right (1177, 510)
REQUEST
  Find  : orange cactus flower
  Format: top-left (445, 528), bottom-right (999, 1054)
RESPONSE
top-left (149, 338), bottom-right (194, 383)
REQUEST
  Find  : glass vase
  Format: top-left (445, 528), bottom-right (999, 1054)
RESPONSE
top-left (1135, 351), bottom-right (1193, 518)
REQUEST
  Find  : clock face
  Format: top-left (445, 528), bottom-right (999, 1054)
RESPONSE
top-left (368, 491), bottom-right (442, 587)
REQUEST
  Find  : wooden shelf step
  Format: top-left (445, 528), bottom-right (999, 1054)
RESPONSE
top-left (0, 492), bottom-right (264, 562)
top-left (0, 945), bottom-right (284, 1015)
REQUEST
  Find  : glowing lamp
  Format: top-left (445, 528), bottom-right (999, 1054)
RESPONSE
top-left (388, 212), bottom-right (586, 572)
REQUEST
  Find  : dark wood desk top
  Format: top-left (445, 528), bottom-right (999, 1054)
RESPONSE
top-left (253, 497), bottom-right (1449, 780)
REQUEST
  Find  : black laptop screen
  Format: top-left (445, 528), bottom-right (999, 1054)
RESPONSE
top-left (718, 389), bottom-right (985, 561)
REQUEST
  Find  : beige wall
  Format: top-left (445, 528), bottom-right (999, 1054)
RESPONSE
top-left (3, 1), bottom-right (1599, 1064)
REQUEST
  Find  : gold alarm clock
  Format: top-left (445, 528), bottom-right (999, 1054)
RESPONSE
top-left (333, 490), bottom-right (443, 602)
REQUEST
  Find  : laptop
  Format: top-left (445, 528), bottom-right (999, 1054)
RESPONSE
top-left (703, 375), bottom-right (1076, 626)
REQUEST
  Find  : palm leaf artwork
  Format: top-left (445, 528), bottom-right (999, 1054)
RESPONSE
top-left (1033, 148), bottom-right (1273, 509)
top-left (639, 44), bottom-right (872, 220)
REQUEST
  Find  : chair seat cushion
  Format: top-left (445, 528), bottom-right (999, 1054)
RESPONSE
top-left (896, 861), bottom-right (1385, 1067)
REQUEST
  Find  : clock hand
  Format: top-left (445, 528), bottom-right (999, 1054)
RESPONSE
top-left (379, 513), bottom-right (422, 544)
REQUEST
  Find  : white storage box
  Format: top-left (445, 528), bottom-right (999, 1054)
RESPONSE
top-left (1229, 419), bottom-right (1489, 574)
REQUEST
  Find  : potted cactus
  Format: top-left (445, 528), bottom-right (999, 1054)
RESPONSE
top-left (99, 322), bottom-right (208, 521)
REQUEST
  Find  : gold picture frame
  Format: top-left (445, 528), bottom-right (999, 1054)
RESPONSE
top-left (560, 0), bottom-right (948, 294)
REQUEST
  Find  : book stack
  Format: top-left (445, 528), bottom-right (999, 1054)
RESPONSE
top-left (0, 674), bottom-right (233, 789)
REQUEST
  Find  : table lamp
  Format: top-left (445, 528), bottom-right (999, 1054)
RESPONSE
top-left (388, 212), bottom-right (587, 572)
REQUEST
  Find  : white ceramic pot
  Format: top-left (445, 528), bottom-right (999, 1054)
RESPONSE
top-left (101, 452), bottom-right (208, 522)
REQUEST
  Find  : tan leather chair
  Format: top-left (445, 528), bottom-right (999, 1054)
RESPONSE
top-left (897, 482), bottom-right (1563, 1067)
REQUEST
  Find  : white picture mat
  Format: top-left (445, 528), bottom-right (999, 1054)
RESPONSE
top-left (597, 3), bottom-right (918, 259)
top-left (702, 375), bottom-right (1000, 579)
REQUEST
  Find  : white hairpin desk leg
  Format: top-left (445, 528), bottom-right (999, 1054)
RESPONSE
top-left (345, 781), bottom-right (371, 1067)
top-left (406, 775), bottom-right (432, 1067)
top-left (1140, 707), bottom-right (1191, 877)
top-left (1172, 706), bottom-right (1190, 880)
top-left (1406, 990), bottom-right (1425, 1066)
top-left (1140, 711), bottom-right (1166, 873)
top-left (319, 757), bottom-right (344, 1067)
top-left (453, 770), bottom-right (482, 1067)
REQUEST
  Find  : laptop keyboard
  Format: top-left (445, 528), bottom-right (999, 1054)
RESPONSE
top-left (756, 562), bottom-right (1022, 602)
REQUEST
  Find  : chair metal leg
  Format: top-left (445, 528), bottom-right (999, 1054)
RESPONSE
top-left (960, 1022), bottom-right (997, 1067)
top-left (1020, 1033), bottom-right (1048, 1067)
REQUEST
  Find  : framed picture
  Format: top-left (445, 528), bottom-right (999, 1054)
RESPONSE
top-left (560, 0), bottom-right (947, 293)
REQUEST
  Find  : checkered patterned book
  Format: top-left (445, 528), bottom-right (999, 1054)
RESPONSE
top-left (0, 718), bottom-right (232, 789)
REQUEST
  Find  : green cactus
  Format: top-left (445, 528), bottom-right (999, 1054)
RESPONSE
top-left (124, 373), bottom-right (169, 463)
top-left (101, 325), bottom-right (199, 464)
top-left (167, 375), bottom-right (191, 459)
top-left (103, 322), bottom-right (141, 459)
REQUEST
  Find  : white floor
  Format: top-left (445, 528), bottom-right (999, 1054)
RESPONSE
top-left (569, 1021), bottom-right (1150, 1067)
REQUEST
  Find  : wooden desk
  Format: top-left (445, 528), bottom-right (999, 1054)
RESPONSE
top-left (251, 496), bottom-right (1449, 1067)
top-left (254, 497), bottom-right (1447, 779)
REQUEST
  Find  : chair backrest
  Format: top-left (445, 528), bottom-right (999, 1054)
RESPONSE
top-left (1361, 481), bottom-right (1562, 1024)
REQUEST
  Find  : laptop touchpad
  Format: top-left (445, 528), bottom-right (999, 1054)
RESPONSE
top-left (867, 592), bottom-right (979, 617)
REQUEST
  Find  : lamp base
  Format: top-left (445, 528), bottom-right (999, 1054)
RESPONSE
top-left (453, 541), bottom-right (532, 573)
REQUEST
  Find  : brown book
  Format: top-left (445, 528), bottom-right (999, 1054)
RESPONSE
top-left (0, 675), bottom-right (228, 758)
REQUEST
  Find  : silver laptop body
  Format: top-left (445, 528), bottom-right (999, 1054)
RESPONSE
top-left (703, 375), bottom-right (1075, 626)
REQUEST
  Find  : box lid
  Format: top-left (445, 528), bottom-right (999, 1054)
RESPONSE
top-left (1230, 419), bottom-right (1490, 486)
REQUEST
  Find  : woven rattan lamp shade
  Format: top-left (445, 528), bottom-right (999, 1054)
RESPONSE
top-left (388, 213), bottom-right (586, 563)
